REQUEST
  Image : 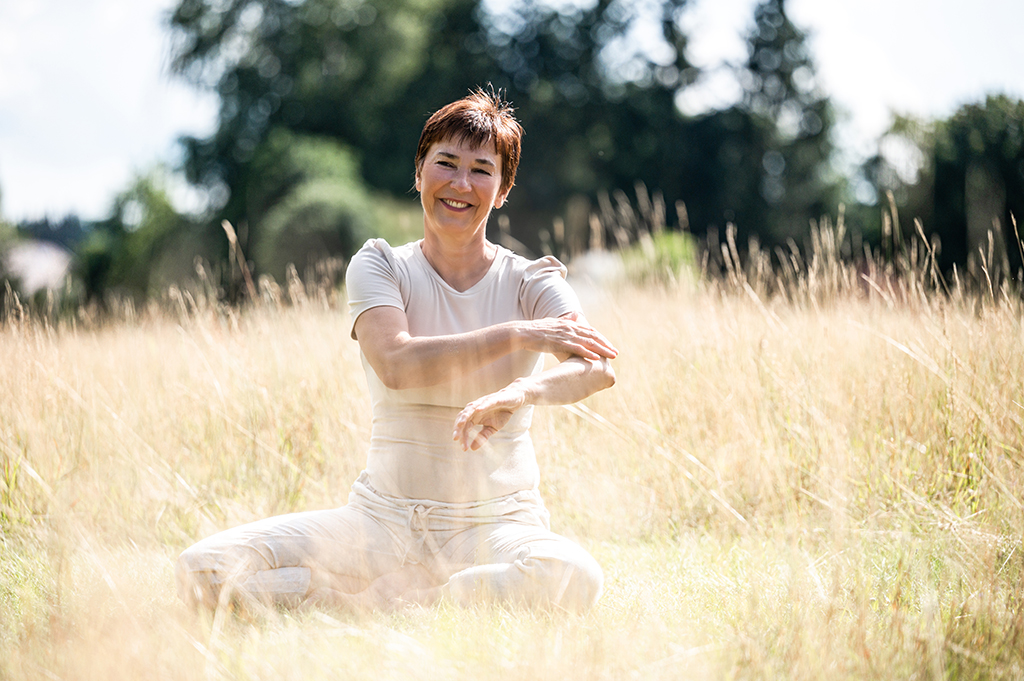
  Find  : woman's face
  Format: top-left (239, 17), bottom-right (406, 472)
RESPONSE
top-left (416, 137), bottom-right (508, 242)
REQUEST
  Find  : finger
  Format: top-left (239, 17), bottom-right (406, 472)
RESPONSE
top-left (579, 338), bottom-right (617, 358)
top-left (454, 419), bottom-right (477, 451)
top-left (573, 324), bottom-right (617, 353)
top-left (562, 343), bottom-right (602, 360)
top-left (452, 409), bottom-right (475, 449)
top-left (456, 424), bottom-right (475, 451)
top-left (566, 338), bottom-right (616, 360)
top-left (453, 406), bottom-right (472, 431)
top-left (578, 331), bottom-right (618, 358)
top-left (552, 322), bottom-right (617, 358)
top-left (470, 426), bottom-right (495, 451)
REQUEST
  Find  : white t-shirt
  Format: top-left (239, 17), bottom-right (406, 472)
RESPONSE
top-left (346, 238), bottom-right (582, 502)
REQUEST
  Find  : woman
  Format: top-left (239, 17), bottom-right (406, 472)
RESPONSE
top-left (176, 88), bottom-right (618, 614)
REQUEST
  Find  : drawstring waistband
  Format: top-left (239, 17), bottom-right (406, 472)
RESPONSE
top-left (350, 472), bottom-right (547, 521)
top-left (406, 503), bottom-right (442, 566)
top-left (347, 471), bottom-right (551, 574)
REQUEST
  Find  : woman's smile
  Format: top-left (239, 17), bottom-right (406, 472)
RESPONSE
top-left (416, 137), bottom-right (508, 241)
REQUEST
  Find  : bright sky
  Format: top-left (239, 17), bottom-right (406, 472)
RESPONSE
top-left (1, 0), bottom-right (1022, 223)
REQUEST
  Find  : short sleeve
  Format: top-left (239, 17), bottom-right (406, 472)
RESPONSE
top-left (519, 255), bottom-right (582, 320)
top-left (346, 239), bottom-right (405, 340)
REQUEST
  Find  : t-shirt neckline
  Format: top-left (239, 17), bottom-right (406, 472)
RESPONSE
top-left (414, 240), bottom-right (507, 294)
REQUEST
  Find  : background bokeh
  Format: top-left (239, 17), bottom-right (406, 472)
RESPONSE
top-left (2, 0), bottom-right (1024, 303)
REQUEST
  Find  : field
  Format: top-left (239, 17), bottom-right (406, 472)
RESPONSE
top-left (2, 243), bottom-right (1024, 680)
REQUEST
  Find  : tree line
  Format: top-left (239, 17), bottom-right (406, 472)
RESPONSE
top-left (3, 0), bottom-right (1024, 305)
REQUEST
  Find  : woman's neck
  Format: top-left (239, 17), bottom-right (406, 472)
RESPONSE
top-left (420, 235), bottom-right (497, 292)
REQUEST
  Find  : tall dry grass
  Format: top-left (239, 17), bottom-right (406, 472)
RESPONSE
top-left (2, 226), bottom-right (1024, 679)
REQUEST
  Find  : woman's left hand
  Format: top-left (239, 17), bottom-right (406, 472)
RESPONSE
top-left (453, 384), bottom-right (527, 451)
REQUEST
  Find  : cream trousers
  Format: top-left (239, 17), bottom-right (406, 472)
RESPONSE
top-left (176, 473), bottom-right (603, 613)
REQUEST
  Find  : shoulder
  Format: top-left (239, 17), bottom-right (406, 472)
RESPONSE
top-left (346, 239), bottom-right (422, 338)
top-left (346, 239), bottom-right (414, 307)
top-left (349, 238), bottom-right (419, 265)
top-left (493, 246), bottom-right (568, 283)
top-left (348, 237), bottom-right (390, 271)
top-left (494, 248), bottom-right (579, 319)
top-left (347, 239), bottom-right (421, 280)
top-left (522, 254), bottom-right (568, 282)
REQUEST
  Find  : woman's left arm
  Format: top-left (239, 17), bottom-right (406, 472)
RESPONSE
top-left (452, 315), bottom-right (616, 451)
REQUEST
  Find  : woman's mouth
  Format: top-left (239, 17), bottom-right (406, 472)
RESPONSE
top-left (440, 198), bottom-right (471, 210)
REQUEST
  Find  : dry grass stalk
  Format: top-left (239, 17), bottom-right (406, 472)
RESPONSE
top-left (2, 233), bottom-right (1024, 679)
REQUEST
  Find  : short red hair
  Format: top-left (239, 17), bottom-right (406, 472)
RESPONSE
top-left (414, 87), bottom-right (524, 198)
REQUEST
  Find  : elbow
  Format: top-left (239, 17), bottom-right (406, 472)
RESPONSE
top-left (374, 365), bottom-right (410, 391)
top-left (602, 361), bottom-right (616, 389)
top-left (593, 357), bottom-right (616, 390)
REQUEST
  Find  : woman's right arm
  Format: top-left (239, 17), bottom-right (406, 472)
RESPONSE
top-left (353, 306), bottom-right (617, 390)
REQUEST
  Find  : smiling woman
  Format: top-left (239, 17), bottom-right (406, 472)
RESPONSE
top-left (175, 88), bottom-right (619, 615)
top-left (415, 138), bottom-right (509, 290)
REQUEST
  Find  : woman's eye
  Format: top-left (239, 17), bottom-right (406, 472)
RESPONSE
top-left (473, 168), bottom-right (492, 175)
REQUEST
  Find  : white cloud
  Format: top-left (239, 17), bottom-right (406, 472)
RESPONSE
top-left (0, 0), bottom-right (217, 222)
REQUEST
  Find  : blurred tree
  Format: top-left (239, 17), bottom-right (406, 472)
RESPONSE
top-left (166, 0), bottom-right (843, 284)
top-left (77, 173), bottom-right (217, 303)
top-left (470, 0), bottom-right (695, 241)
top-left (245, 128), bottom-right (373, 282)
top-left (0, 206), bottom-right (14, 250)
top-left (861, 95), bottom-right (1024, 277)
top-left (16, 215), bottom-right (91, 250)
top-left (856, 114), bottom-right (935, 257)
top-left (931, 95), bottom-right (1024, 277)
top-left (0, 203), bottom-right (16, 303)
top-left (168, 0), bottom-right (698, 257)
top-left (730, 0), bottom-right (839, 248)
top-left (170, 0), bottom-right (493, 231)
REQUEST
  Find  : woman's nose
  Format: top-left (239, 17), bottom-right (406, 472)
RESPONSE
top-left (451, 170), bottom-right (471, 191)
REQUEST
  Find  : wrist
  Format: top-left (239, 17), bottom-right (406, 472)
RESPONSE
top-left (506, 321), bottom-right (528, 353)
top-left (506, 377), bottom-right (533, 407)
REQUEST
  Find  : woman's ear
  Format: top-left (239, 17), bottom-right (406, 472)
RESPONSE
top-left (414, 159), bottom-right (424, 193)
top-left (494, 190), bottom-right (509, 209)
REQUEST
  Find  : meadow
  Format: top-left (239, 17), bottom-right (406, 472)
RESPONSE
top-left (2, 227), bottom-right (1024, 680)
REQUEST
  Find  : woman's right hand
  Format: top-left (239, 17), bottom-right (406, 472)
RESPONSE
top-left (515, 312), bottom-right (618, 361)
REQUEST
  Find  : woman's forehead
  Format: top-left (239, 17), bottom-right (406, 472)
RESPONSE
top-left (428, 136), bottom-right (500, 160)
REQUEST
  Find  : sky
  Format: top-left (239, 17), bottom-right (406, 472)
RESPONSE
top-left (1, 0), bottom-right (1023, 223)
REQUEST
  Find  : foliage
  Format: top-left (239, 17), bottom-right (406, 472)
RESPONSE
top-left (169, 0), bottom-right (496, 237)
top-left (732, 0), bottom-right (839, 247)
top-left (166, 0), bottom-right (841, 268)
top-left (468, 0), bottom-right (694, 244)
top-left (76, 172), bottom-right (217, 303)
top-left (932, 94), bottom-right (1024, 276)
top-left (16, 1), bottom-right (857, 305)
top-left (167, 0), bottom-right (699, 247)
top-left (0, 214), bottom-right (18, 309)
top-left (245, 128), bottom-right (373, 282)
top-left (0, 213), bottom-right (15, 259)
top-left (15, 215), bottom-right (91, 250)
top-left (862, 95), bottom-right (1024, 277)
top-left (621, 229), bottom-right (696, 285)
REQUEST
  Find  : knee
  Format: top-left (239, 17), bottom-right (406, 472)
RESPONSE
top-left (175, 540), bottom-right (256, 610)
top-left (176, 543), bottom-right (229, 610)
top-left (515, 548), bottom-right (602, 613)
top-left (550, 551), bottom-right (603, 613)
